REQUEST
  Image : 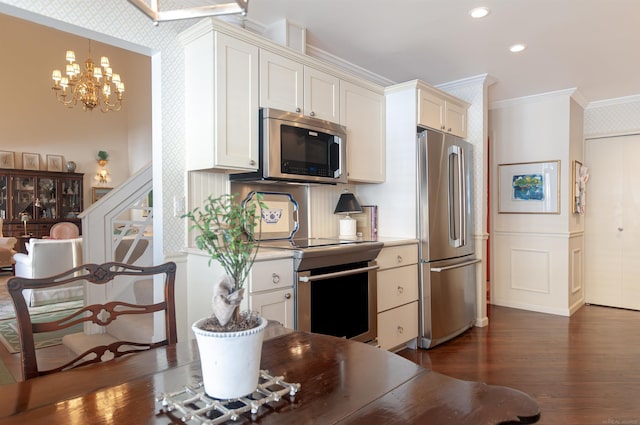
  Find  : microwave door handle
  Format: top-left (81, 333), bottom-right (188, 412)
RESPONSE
top-left (330, 142), bottom-right (340, 175)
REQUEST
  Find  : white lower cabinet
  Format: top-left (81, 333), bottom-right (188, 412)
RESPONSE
top-left (250, 289), bottom-right (294, 329)
top-left (376, 243), bottom-right (419, 350)
top-left (378, 302), bottom-right (419, 350)
top-left (245, 258), bottom-right (295, 329)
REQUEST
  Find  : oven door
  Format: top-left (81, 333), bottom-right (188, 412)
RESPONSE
top-left (296, 260), bottom-right (378, 343)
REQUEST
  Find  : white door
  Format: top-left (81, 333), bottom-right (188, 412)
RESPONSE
top-left (585, 135), bottom-right (640, 309)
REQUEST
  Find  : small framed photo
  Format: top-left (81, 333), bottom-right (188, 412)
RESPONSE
top-left (498, 160), bottom-right (560, 214)
top-left (46, 154), bottom-right (64, 172)
top-left (22, 152), bottom-right (40, 171)
top-left (92, 186), bottom-right (112, 203)
top-left (0, 151), bottom-right (15, 169)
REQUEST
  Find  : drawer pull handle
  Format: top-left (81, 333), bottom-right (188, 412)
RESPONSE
top-left (396, 255), bottom-right (403, 264)
top-left (272, 273), bottom-right (280, 284)
top-left (284, 293), bottom-right (291, 300)
top-left (397, 286), bottom-right (404, 294)
top-left (397, 326), bottom-right (404, 334)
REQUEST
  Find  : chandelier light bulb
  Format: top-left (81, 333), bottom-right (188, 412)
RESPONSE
top-left (52, 69), bottom-right (61, 82)
top-left (101, 56), bottom-right (110, 68)
top-left (66, 50), bottom-right (75, 62)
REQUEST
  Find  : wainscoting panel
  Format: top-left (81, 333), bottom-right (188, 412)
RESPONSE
top-left (571, 248), bottom-right (583, 294)
top-left (510, 248), bottom-right (550, 294)
top-left (492, 231), bottom-right (571, 316)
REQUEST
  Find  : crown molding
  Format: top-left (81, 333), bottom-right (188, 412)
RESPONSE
top-left (436, 73), bottom-right (496, 91)
top-left (586, 93), bottom-right (640, 109)
top-left (490, 87), bottom-right (584, 110)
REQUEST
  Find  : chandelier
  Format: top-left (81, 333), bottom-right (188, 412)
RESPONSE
top-left (51, 43), bottom-right (125, 112)
top-left (127, 0), bottom-right (248, 24)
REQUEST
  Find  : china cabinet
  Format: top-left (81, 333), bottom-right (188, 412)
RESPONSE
top-left (0, 169), bottom-right (83, 238)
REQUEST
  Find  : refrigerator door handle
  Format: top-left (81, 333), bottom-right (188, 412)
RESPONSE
top-left (431, 258), bottom-right (481, 272)
top-left (448, 145), bottom-right (464, 248)
top-left (459, 145), bottom-right (466, 247)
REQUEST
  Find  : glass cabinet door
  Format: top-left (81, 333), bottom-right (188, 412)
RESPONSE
top-left (0, 174), bottom-right (7, 220)
top-left (37, 177), bottom-right (58, 220)
top-left (12, 176), bottom-right (35, 221)
top-left (60, 177), bottom-right (82, 219)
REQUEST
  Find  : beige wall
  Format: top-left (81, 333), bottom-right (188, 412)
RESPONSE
top-left (0, 14), bottom-right (151, 210)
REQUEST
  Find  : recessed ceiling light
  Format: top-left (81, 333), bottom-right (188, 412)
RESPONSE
top-left (469, 7), bottom-right (490, 18)
top-left (510, 43), bottom-right (527, 53)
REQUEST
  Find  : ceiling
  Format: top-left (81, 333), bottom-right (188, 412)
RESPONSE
top-left (242, 0), bottom-right (640, 104)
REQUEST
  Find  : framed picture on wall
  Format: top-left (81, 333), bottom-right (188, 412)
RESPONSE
top-left (22, 152), bottom-right (39, 171)
top-left (498, 160), bottom-right (560, 214)
top-left (92, 187), bottom-right (112, 203)
top-left (0, 151), bottom-right (15, 169)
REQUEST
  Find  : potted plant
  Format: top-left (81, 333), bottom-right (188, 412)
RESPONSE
top-left (97, 150), bottom-right (108, 167)
top-left (183, 192), bottom-right (268, 399)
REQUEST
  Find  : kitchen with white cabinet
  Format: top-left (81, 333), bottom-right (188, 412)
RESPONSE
top-left (180, 17), bottom-right (484, 352)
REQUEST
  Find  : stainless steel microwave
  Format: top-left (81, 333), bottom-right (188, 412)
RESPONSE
top-left (230, 108), bottom-right (348, 184)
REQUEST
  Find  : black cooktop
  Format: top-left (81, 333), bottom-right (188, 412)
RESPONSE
top-left (260, 237), bottom-right (369, 250)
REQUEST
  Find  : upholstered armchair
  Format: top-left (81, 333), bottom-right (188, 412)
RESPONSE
top-left (0, 217), bottom-right (17, 271)
top-left (13, 238), bottom-right (83, 306)
top-left (49, 221), bottom-right (80, 239)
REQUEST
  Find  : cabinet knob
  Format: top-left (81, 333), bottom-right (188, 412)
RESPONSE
top-left (272, 273), bottom-right (280, 284)
top-left (397, 326), bottom-right (404, 334)
top-left (397, 286), bottom-right (404, 294)
top-left (441, 125), bottom-right (446, 130)
top-left (396, 255), bottom-right (403, 264)
top-left (249, 159), bottom-right (256, 166)
top-left (284, 292), bottom-right (291, 299)
top-left (618, 227), bottom-right (624, 231)
top-left (447, 128), bottom-right (452, 132)
top-left (309, 111), bottom-right (315, 117)
top-left (295, 107), bottom-right (301, 113)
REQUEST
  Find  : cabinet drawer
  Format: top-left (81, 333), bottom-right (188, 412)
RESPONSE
top-left (377, 301), bottom-right (419, 351)
top-left (377, 265), bottom-right (419, 312)
top-left (249, 258), bottom-right (294, 293)
top-left (376, 244), bottom-right (418, 270)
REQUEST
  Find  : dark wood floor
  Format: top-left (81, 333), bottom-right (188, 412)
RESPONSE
top-left (398, 304), bottom-right (640, 425)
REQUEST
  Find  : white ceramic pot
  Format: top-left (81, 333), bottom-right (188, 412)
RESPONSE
top-left (192, 316), bottom-right (268, 399)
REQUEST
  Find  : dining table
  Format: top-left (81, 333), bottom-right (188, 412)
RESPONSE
top-left (0, 325), bottom-right (540, 424)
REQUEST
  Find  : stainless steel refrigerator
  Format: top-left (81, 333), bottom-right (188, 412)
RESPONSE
top-left (417, 128), bottom-right (480, 349)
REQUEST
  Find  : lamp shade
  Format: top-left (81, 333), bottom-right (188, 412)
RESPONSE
top-left (334, 192), bottom-right (363, 215)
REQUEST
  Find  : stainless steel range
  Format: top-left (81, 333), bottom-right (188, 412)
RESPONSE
top-left (230, 181), bottom-right (382, 344)
top-left (260, 237), bottom-right (383, 344)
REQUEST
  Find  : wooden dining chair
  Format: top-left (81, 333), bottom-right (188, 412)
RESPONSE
top-left (7, 261), bottom-right (177, 380)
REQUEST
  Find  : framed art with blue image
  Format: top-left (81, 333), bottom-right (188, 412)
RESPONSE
top-left (498, 160), bottom-right (560, 214)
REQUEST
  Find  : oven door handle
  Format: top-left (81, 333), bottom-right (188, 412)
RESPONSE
top-left (298, 265), bottom-right (380, 282)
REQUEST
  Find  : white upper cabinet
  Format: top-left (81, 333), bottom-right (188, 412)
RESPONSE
top-left (182, 26), bottom-right (259, 172)
top-left (259, 50), bottom-right (340, 123)
top-left (303, 66), bottom-right (340, 122)
top-left (418, 85), bottom-right (468, 139)
top-left (340, 81), bottom-right (385, 183)
top-left (259, 50), bottom-right (303, 113)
